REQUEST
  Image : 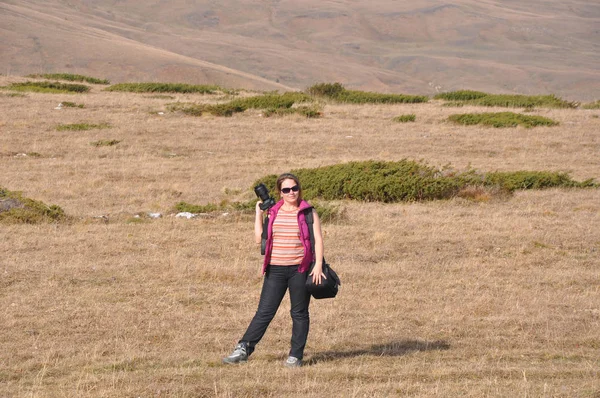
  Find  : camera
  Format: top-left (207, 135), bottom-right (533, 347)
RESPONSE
top-left (254, 183), bottom-right (276, 211)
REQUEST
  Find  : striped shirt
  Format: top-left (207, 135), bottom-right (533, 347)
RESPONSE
top-left (270, 208), bottom-right (304, 266)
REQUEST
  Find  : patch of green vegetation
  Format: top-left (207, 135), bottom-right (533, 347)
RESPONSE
top-left (167, 93), bottom-right (313, 117)
top-left (306, 82), bottom-right (428, 104)
top-left (263, 105), bottom-right (322, 118)
top-left (441, 101), bottom-right (465, 107)
top-left (581, 100), bottom-right (600, 109)
top-left (168, 102), bottom-right (246, 117)
top-left (448, 112), bottom-right (558, 128)
top-left (0, 187), bottom-right (66, 224)
top-left (56, 123), bottom-right (111, 131)
top-left (1, 92), bottom-right (27, 98)
top-left (229, 92), bottom-right (313, 109)
top-left (174, 162), bottom-right (596, 219)
top-left (254, 161), bottom-right (597, 203)
top-left (61, 101), bottom-right (84, 108)
top-left (392, 114), bottom-right (416, 123)
top-left (105, 83), bottom-right (223, 94)
top-left (255, 161), bottom-right (462, 202)
top-left (7, 81), bottom-right (90, 94)
top-left (434, 90), bottom-right (489, 101)
top-left (311, 202), bottom-right (345, 223)
top-left (175, 202), bottom-right (219, 213)
top-left (479, 171), bottom-right (597, 190)
top-left (27, 73), bottom-right (110, 85)
top-left (90, 139), bottom-right (120, 147)
top-left (435, 91), bottom-right (575, 108)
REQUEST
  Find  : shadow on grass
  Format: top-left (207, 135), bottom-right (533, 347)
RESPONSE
top-left (307, 339), bottom-right (450, 365)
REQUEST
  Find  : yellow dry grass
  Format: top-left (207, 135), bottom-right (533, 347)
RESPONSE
top-left (1, 78), bottom-right (599, 397)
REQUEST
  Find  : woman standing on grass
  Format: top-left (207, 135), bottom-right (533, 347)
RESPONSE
top-left (223, 173), bottom-right (325, 368)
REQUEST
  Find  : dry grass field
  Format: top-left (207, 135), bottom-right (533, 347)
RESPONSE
top-left (1, 77), bottom-right (599, 397)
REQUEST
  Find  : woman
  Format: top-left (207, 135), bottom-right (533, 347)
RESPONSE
top-left (223, 173), bottom-right (325, 368)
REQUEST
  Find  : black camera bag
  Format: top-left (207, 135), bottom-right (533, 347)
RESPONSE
top-left (304, 208), bottom-right (340, 299)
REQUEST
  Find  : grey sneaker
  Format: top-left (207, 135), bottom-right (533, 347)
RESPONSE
top-left (223, 342), bottom-right (248, 364)
top-left (284, 356), bottom-right (302, 368)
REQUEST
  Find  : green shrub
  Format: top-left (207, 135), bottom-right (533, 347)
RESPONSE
top-left (435, 91), bottom-right (575, 109)
top-left (175, 202), bottom-right (219, 213)
top-left (168, 102), bottom-right (246, 117)
top-left (0, 187), bottom-right (66, 224)
top-left (174, 162), bottom-right (597, 218)
top-left (312, 202), bottom-right (345, 223)
top-left (435, 90), bottom-right (489, 101)
top-left (392, 114), bottom-right (416, 123)
top-left (254, 160), bottom-right (462, 202)
top-left (229, 92), bottom-right (312, 109)
top-left (263, 106), bottom-right (322, 118)
top-left (168, 92), bottom-right (312, 117)
top-left (56, 123), bottom-right (111, 131)
top-left (91, 139), bottom-right (120, 147)
top-left (472, 94), bottom-right (574, 108)
top-left (8, 81), bottom-right (90, 94)
top-left (581, 100), bottom-right (600, 109)
top-left (105, 83), bottom-right (223, 94)
top-left (306, 82), bottom-right (428, 104)
top-left (482, 171), bottom-right (597, 190)
top-left (306, 82), bottom-right (346, 97)
top-left (61, 101), bottom-right (84, 108)
top-left (1, 92), bottom-right (27, 98)
top-left (448, 112), bottom-right (558, 128)
top-left (254, 161), bottom-right (597, 203)
top-left (27, 73), bottom-right (110, 84)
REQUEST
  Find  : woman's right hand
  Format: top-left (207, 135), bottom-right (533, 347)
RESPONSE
top-left (255, 201), bottom-right (264, 214)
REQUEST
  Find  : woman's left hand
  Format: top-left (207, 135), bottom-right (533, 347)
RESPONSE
top-left (309, 265), bottom-right (327, 285)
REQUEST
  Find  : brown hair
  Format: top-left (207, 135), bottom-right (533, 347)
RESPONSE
top-left (276, 173), bottom-right (302, 203)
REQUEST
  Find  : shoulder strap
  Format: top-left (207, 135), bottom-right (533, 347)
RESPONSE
top-left (304, 208), bottom-right (315, 255)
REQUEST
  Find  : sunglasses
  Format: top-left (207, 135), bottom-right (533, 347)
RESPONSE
top-left (281, 185), bottom-right (299, 194)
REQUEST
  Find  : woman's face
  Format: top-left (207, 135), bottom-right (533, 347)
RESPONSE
top-left (280, 178), bottom-right (299, 206)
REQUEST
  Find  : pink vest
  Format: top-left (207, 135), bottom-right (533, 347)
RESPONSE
top-left (262, 199), bottom-right (314, 274)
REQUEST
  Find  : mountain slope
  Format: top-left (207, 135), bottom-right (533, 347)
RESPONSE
top-left (1, 0), bottom-right (598, 99)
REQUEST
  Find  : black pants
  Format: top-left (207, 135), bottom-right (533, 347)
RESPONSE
top-left (240, 265), bottom-right (311, 359)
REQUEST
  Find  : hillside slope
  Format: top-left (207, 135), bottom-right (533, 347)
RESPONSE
top-left (1, 0), bottom-right (599, 99)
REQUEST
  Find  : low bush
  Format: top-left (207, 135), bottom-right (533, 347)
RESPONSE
top-left (392, 114), bottom-right (416, 123)
top-left (306, 82), bottom-right (346, 97)
top-left (481, 171), bottom-right (597, 190)
top-left (229, 92), bottom-right (312, 109)
top-left (255, 161), bottom-right (597, 203)
top-left (435, 90), bottom-right (489, 101)
top-left (168, 102), bottom-right (246, 117)
top-left (61, 101), bottom-right (84, 108)
top-left (448, 112), bottom-right (558, 128)
top-left (1, 92), bottom-right (27, 98)
top-left (175, 202), bottom-right (219, 214)
top-left (435, 91), bottom-right (575, 108)
top-left (306, 82), bottom-right (428, 104)
top-left (581, 100), bottom-right (600, 109)
top-left (27, 73), bottom-right (110, 84)
top-left (0, 187), bottom-right (66, 224)
top-left (56, 123), bottom-right (111, 131)
top-left (254, 161), bottom-right (463, 202)
top-left (173, 161), bottom-right (596, 219)
top-left (105, 83), bottom-right (222, 94)
top-left (263, 106), bottom-right (322, 118)
top-left (7, 81), bottom-right (90, 94)
top-left (91, 139), bottom-right (120, 147)
top-left (168, 93), bottom-right (313, 117)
